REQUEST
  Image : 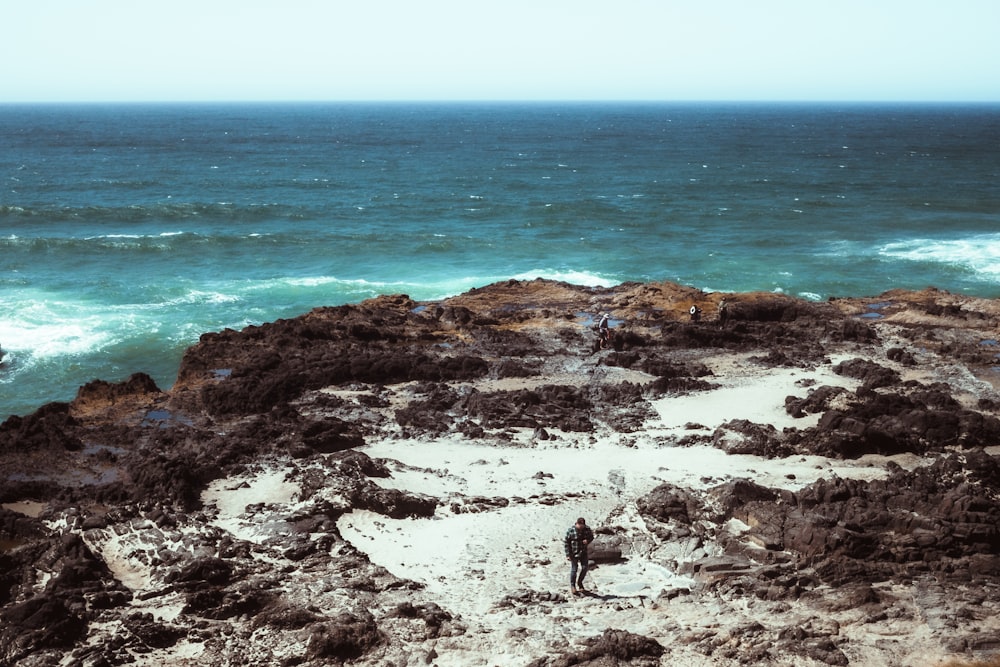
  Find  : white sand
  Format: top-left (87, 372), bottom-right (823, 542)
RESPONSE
top-left (70, 354), bottom-right (978, 666)
top-left (202, 465), bottom-right (300, 543)
top-left (332, 360), bottom-right (900, 662)
top-left (651, 360), bottom-right (858, 432)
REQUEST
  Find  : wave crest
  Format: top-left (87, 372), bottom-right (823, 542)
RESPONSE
top-left (879, 234), bottom-right (1000, 280)
top-left (0, 201), bottom-right (308, 223)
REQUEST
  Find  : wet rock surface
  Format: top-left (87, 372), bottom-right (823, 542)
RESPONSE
top-left (2, 279), bottom-right (1000, 666)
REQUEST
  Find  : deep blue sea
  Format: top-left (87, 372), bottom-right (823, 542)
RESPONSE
top-left (2, 102), bottom-right (999, 417)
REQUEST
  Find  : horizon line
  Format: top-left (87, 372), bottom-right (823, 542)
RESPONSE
top-left (3, 98), bottom-right (1000, 106)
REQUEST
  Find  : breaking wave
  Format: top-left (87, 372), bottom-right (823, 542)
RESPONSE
top-left (879, 233), bottom-right (1000, 282)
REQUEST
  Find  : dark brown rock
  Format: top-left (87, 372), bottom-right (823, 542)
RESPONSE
top-left (347, 482), bottom-right (438, 519)
top-left (0, 401), bottom-right (81, 453)
top-left (72, 372), bottom-right (163, 417)
top-left (122, 612), bottom-right (186, 649)
top-left (792, 384), bottom-right (1000, 458)
top-left (712, 419), bottom-right (793, 458)
top-left (168, 557), bottom-right (233, 587)
top-left (0, 596), bottom-right (88, 665)
top-left (528, 628), bottom-right (665, 667)
top-left (3, 279), bottom-right (1000, 666)
top-left (463, 385), bottom-right (595, 432)
top-left (833, 358), bottom-right (901, 389)
top-left (636, 482), bottom-right (700, 525)
top-left (305, 611), bottom-right (383, 663)
top-left (785, 385), bottom-right (849, 417)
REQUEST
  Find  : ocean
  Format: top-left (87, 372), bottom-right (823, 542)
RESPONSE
top-left (2, 102), bottom-right (999, 418)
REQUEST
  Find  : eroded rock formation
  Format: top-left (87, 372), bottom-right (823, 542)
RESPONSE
top-left (2, 280), bottom-right (999, 666)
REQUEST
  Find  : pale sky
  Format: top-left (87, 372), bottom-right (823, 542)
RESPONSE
top-left (3, 0), bottom-right (999, 103)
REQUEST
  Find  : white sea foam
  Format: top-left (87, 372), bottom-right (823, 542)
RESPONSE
top-left (0, 290), bottom-right (201, 372)
top-left (254, 272), bottom-right (617, 304)
top-left (408, 270), bottom-right (617, 302)
top-left (275, 276), bottom-right (391, 292)
top-left (195, 291), bottom-right (242, 305)
top-left (153, 289), bottom-right (241, 307)
top-left (86, 231), bottom-right (188, 241)
top-left (880, 234), bottom-right (1000, 280)
top-left (0, 307), bottom-right (117, 361)
top-left (511, 269), bottom-right (615, 288)
top-left (280, 276), bottom-right (356, 288)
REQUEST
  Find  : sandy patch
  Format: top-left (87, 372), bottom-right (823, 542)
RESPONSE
top-left (333, 361), bottom-right (899, 660)
top-left (652, 361), bottom-right (858, 432)
top-left (202, 465), bottom-right (300, 543)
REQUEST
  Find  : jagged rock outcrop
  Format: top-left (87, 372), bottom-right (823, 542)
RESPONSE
top-left (2, 279), bottom-right (1000, 666)
top-left (638, 448), bottom-right (1000, 589)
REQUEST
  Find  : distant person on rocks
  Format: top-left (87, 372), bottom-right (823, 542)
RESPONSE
top-left (597, 313), bottom-right (611, 349)
top-left (565, 517), bottom-right (594, 595)
top-left (717, 298), bottom-right (729, 328)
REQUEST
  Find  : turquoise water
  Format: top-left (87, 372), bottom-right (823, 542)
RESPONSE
top-left (2, 102), bottom-right (999, 416)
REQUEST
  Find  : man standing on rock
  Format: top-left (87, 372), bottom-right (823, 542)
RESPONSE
top-left (597, 313), bottom-right (611, 349)
top-left (565, 517), bottom-right (594, 596)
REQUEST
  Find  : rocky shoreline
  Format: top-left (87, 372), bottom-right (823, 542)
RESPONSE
top-left (2, 279), bottom-right (1000, 666)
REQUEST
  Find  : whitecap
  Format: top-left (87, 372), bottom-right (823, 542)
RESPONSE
top-left (86, 231), bottom-right (188, 241)
top-left (511, 269), bottom-right (616, 288)
top-left (880, 234), bottom-right (1000, 280)
top-left (346, 272), bottom-right (612, 304)
top-left (0, 310), bottom-right (117, 362)
top-left (279, 276), bottom-right (377, 289)
top-left (146, 289), bottom-right (242, 308)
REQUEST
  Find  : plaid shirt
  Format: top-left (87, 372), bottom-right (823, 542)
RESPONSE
top-left (564, 524), bottom-right (594, 558)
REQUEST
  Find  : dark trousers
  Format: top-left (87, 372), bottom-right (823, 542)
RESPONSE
top-left (569, 555), bottom-right (589, 587)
